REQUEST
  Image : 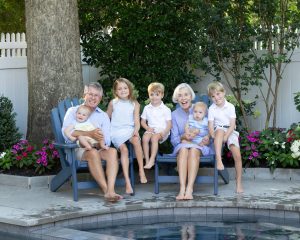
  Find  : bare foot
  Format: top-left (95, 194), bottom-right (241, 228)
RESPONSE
top-left (125, 183), bottom-right (134, 195)
top-left (139, 171), bottom-right (147, 183)
top-left (217, 161), bottom-right (224, 170)
top-left (236, 183), bottom-right (244, 194)
top-left (144, 161), bottom-right (155, 169)
top-left (101, 145), bottom-right (109, 150)
top-left (176, 189), bottom-right (185, 200)
top-left (184, 188), bottom-right (193, 200)
top-left (104, 193), bottom-right (123, 202)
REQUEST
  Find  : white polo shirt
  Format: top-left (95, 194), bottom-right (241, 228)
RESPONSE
top-left (208, 100), bottom-right (236, 127)
top-left (141, 102), bottom-right (171, 130)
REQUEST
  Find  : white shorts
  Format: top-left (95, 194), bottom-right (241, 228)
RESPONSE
top-left (144, 128), bottom-right (169, 144)
top-left (214, 126), bottom-right (240, 148)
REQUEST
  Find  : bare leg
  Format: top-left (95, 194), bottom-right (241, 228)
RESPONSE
top-left (230, 144), bottom-right (244, 193)
top-left (144, 134), bottom-right (160, 169)
top-left (99, 140), bottom-right (109, 150)
top-left (130, 136), bottom-right (147, 183)
top-left (78, 136), bottom-right (92, 150)
top-left (184, 148), bottom-right (200, 200)
top-left (176, 148), bottom-right (188, 200)
top-left (142, 133), bottom-right (152, 167)
top-left (83, 149), bottom-right (107, 193)
top-left (214, 129), bottom-right (225, 170)
top-left (99, 147), bottom-right (123, 201)
top-left (119, 144), bottom-right (134, 194)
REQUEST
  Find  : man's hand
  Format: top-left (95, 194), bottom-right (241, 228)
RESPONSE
top-left (90, 128), bottom-right (104, 142)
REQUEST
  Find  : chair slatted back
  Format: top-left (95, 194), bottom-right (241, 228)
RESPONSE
top-left (51, 98), bottom-right (80, 169)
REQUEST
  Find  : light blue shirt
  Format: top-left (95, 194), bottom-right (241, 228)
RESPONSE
top-left (62, 105), bottom-right (111, 146)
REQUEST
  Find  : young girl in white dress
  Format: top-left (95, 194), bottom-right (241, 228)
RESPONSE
top-left (107, 78), bottom-right (147, 194)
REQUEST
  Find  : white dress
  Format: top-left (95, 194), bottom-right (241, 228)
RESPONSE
top-left (110, 99), bottom-right (135, 148)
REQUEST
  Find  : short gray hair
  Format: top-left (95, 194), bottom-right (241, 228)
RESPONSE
top-left (84, 82), bottom-right (103, 97)
top-left (172, 83), bottom-right (195, 103)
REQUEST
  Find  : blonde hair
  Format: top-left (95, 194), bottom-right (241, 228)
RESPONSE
top-left (207, 81), bottom-right (225, 97)
top-left (193, 101), bottom-right (207, 112)
top-left (77, 105), bottom-right (93, 116)
top-left (148, 82), bottom-right (165, 94)
top-left (113, 77), bottom-right (136, 101)
top-left (172, 83), bottom-right (195, 103)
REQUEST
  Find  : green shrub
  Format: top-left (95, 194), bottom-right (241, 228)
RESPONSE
top-left (0, 96), bottom-right (22, 152)
top-left (78, 0), bottom-right (203, 103)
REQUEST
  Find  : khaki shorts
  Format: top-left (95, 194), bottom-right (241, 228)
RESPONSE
top-left (75, 147), bottom-right (103, 161)
top-left (144, 130), bottom-right (169, 144)
top-left (214, 126), bottom-right (240, 148)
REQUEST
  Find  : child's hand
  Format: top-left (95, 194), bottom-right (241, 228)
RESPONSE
top-left (199, 135), bottom-right (210, 146)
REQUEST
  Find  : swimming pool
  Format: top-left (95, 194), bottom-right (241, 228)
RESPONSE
top-left (85, 217), bottom-right (300, 239)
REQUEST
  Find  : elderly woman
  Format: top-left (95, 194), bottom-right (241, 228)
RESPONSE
top-left (171, 83), bottom-right (210, 200)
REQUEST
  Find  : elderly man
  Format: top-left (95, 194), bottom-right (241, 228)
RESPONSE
top-left (62, 82), bottom-right (122, 201)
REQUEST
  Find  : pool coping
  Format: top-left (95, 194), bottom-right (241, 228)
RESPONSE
top-left (1, 198), bottom-right (299, 239)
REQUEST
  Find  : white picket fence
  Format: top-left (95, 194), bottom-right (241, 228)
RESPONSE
top-left (0, 32), bottom-right (300, 137)
top-left (0, 33), bottom-right (100, 137)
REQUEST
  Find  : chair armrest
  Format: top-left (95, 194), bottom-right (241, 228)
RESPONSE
top-left (53, 142), bottom-right (78, 149)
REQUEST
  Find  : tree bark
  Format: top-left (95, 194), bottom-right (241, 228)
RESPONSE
top-left (25, 0), bottom-right (83, 143)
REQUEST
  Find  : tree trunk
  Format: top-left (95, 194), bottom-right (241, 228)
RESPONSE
top-left (25, 0), bottom-right (83, 143)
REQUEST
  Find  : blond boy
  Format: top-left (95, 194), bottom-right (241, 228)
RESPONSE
top-left (207, 81), bottom-right (243, 193)
top-left (141, 82), bottom-right (172, 169)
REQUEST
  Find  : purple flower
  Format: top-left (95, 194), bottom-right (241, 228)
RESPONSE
top-left (248, 156), bottom-right (253, 160)
top-left (252, 152), bottom-right (259, 157)
top-left (20, 139), bottom-right (28, 145)
top-left (13, 144), bottom-right (20, 150)
top-left (49, 144), bottom-right (54, 149)
top-left (43, 139), bottom-right (49, 145)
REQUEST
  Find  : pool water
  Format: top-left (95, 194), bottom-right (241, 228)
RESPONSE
top-left (87, 220), bottom-right (300, 239)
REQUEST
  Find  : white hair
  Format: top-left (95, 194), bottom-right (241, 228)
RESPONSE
top-left (172, 83), bottom-right (195, 103)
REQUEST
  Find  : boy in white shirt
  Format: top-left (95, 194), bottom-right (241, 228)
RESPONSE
top-left (207, 81), bottom-right (243, 193)
top-left (141, 82), bottom-right (172, 169)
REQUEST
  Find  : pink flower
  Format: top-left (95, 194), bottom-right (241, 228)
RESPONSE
top-left (22, 152), bottom-right (28, 157)
top-left (26, 146), bottom-right (34, 152)
top-left (252, 152), bottom-right (259, 157)
top-left (16, 155), bottom-right (22, 161)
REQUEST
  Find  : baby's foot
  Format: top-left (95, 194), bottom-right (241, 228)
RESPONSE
top-left (176, 189), bottom-right (185, 200)
top-left (139, 171), bottom-right (147, 183)
top-left (101, 145), bottom-right (109, 150)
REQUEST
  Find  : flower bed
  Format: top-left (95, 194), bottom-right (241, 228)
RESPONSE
top-left (224, 123), bottom-right (300, 172)
top-left (0, 139), bottom-right (60, 176)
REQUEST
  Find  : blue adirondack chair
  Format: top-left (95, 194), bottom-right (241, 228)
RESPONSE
top-left (154, 94), bottom-right (229, 194)
top-left (50, 98), bottom-right (135, 201)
